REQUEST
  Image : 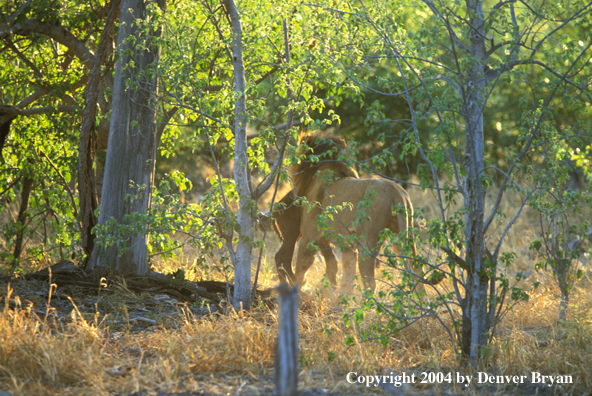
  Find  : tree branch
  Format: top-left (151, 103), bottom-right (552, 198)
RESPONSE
top-left (1, 104), bottom-right (77, 121)
top-left (2, 38), bottom-right (44, 80)
top-left (5, 19), bottom-right (96, 69)
top-left (156, 106), bottom-right (179, 142)
top-left (441, 247), bottom-right (470, 271)
top-left (253, 19), bottom-right (293, 199)
top-left (38, 149), bottom-right (82, 232)
top-left (567, 225), bottom-right (592, 251)
top-left (519, 0), bottom-right (592, 23)
top-left (0, 0), bottom-right (32, 33)
top-left (492, 194), bottom-right (533, 260)
top-left (421, 0), bottom-right (469, 54)
top-left (529, 2), bottom-right (592, 56)
top-left (0, 76), bottom-right (88, 125)
top-left (484, 58), bottom-right (592, 103)
top-left (483, 43), bottom-right (592, 234)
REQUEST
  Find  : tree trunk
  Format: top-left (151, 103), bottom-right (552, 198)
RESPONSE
top-left (558, 286), bottom-right (569, 322)
top-left (551, 212), bottom-right (572, 322)
top-left (225, 0), bottom-right (254, 310)
top-left (78, 0), bottom-right (121, 261)
top-left (275, 283), bottom-right (299, 396)
top-left (0, 112), bottom-right (17, 162)
top-left (86, 0), bottom-right (165, 278)
top-left (12, 175), bottom-right (34, 265)
top-left (463, 0), bottom-right (489, 365)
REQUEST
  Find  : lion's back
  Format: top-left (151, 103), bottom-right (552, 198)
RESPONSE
top-left (319, 178), bottom-right (411, 231)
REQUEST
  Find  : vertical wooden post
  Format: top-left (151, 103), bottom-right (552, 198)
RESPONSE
top-left (275, 283), bottom-right (299, 396)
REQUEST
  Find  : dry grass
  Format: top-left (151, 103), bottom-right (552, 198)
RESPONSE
top-left (1, 280), bottom-right (591, 395)
top-left (1, 183), bottom-right (591, 395)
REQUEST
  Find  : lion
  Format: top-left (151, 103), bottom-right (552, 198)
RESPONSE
top-left (272, 134), bottom-right (358, 286)
top-left (272, 132), bottom-right (439, 292)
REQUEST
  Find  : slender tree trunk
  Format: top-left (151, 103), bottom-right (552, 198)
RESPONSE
top-left (86, 0), bottom-right (165, 278)
top-left (12, 175), bottom-right (34, 265)
top-left (225, 0), bottom-right (254, 310)
top-left (275, 283), bottom-right (299, 396)
top-left (95, 106), bottom-right (111, 203)
top-left (552, 215), bottom-right (570, 322)
top-left (78, 0), bottom-right (121, 262)
top-left (463, 0), bottom-right (489, 365)
top-left (558, 285), bottom-right (569, 322)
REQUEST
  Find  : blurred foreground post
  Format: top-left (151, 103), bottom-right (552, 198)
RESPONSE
top-left (275, 283), bottom-right (299, 396)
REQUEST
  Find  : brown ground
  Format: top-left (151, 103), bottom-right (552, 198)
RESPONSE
top-left (1, 261), bottom-right (591, 396)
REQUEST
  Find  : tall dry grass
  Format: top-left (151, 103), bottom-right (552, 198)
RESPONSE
top-left (1, 181), bottom-right (591, 395)
top-left (1, 281), bottom-right (591, 395)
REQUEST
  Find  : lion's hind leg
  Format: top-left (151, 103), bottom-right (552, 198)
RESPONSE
top-left (318, 238), bottom-right (338, 287)
top-left (337, 247), bottom-right (358, 293)
top-left (358, 253), bottom-right (377, 292)
top-left (293, 236), bottom-right (318, 287)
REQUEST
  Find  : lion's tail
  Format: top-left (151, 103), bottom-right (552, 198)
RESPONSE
top-left (389, 199), bottom-right (433, 286)
top-left (389, 200), bottom-right (418, 258)
top-left (393, 201), bottom-right (445, 286)
top-left (406, 208), bottom-right (419, 258)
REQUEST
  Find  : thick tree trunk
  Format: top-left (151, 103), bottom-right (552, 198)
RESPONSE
top-left (0, 112), bottom-right (17, 162)
top-left (86, 0), bottom-right (165, 278)
top-left (463, 0), bottom-right (489, 365)
top-left (225, 0), bottom-right (254, 310)
top-left (78, 0), bottom-right (121, 261)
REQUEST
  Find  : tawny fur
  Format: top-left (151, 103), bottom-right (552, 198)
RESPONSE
top-left (274, 132), bottom-right (435, 292)
top-left (273, 133), bottom-right (357, 285)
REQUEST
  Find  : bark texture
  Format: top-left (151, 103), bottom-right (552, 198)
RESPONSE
top-left (0, 111), bottom-right (17, 161)
top-left (225, 0), bottom-right (254, 310)
top-left (78, 0), bottom-right (121, 260)
top-left (275, 284), bottom-right (299, 396)
top-left (463, 0), bottom-right (489, 364)
top-left (86, 0), bottom-right (165, 277)
top-left (12, 175), bottom-right (34, 264)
